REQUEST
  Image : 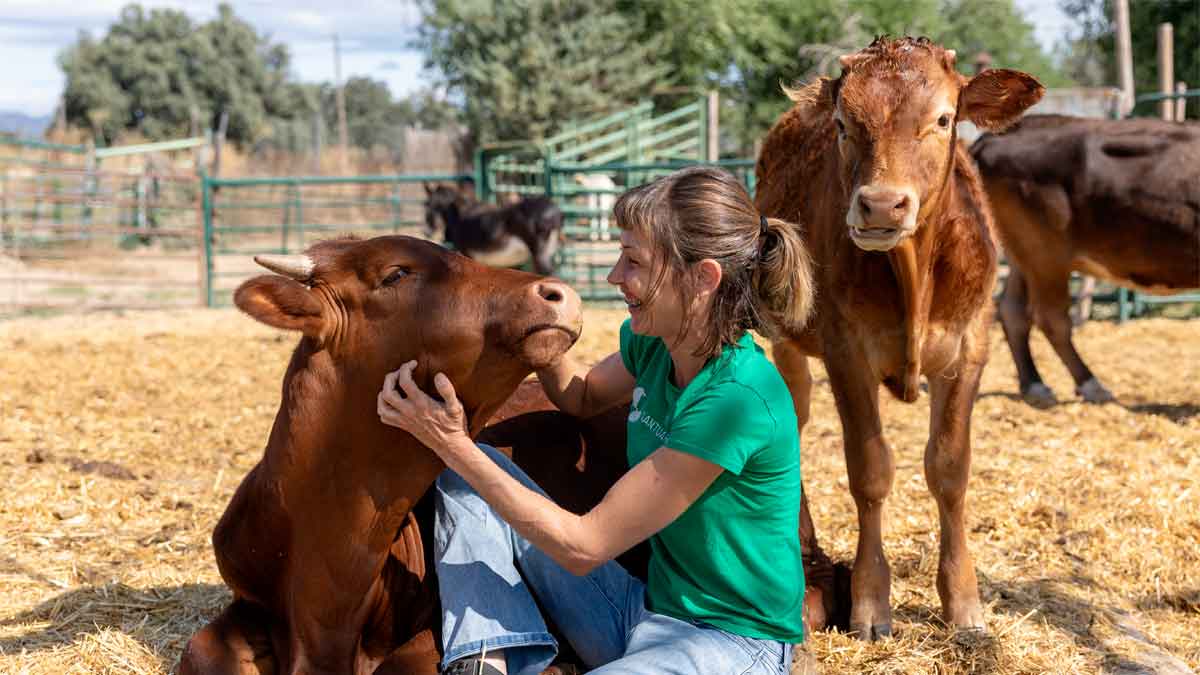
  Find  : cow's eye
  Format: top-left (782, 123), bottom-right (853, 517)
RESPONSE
top-left (382, 267), bottom-right (410, 285)
top-left (835, 118), bottom-right (846, 137)
top-left (937, 114), bottom-right (952, 129)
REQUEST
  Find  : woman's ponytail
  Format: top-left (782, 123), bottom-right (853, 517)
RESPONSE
top-left (752, 216), bottom-right (815, 339)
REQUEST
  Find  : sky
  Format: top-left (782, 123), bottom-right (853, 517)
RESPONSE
top-left (1, 0), bottom-right (1073, 118)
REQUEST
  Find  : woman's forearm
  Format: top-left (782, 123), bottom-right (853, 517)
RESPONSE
top-left (535, 355), bottom-right (590, 417)
top-left (443, 436), bottom-right (604, 575)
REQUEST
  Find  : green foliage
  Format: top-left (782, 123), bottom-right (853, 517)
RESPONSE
top-left (414, 0), bottom-right (670, 143)
top-left (59, 3), bottom-right (313, 146)
top-left (1059, 0), bottom-right (1199, 118)
top-left (612, 0), bottom-right (1066, 153)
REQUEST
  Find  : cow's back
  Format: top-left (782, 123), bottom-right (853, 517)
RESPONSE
top-left (973, 115), bottom-right (1200, 292)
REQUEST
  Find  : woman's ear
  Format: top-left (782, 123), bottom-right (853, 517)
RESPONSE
top-left (694, 259), bottom-right (723, 296)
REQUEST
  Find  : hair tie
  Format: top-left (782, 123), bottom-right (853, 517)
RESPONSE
top-left (759, 215), bottom-right (769, 239)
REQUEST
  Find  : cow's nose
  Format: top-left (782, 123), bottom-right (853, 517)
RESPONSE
top-left (857, 187), bottom-right (914, 229)
top-left (535, 280), bottom-right (569, 304)
top-left (530, 279), bottom-right (582, 322)
top-left (859, 191), bottom-right (907, 221)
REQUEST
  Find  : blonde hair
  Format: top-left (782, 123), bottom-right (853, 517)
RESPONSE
top-left (612, 165), bottom-right (815, 360)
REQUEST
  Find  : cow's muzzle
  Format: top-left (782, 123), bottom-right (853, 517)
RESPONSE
top-left (846, 185), bottom-right (919, 251)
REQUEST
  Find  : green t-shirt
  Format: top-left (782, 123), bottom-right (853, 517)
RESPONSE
top-left (619, 319), bottom-right (806, 643)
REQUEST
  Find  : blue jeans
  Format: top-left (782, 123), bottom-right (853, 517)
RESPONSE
top-left (434, 444), bottom-right (793, 675)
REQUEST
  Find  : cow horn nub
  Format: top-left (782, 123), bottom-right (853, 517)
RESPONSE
top-left (254, 254), bottom-right (315, 280)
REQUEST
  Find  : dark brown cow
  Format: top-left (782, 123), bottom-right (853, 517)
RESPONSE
top-left (178, 235), bottom-right (583, 675)
top-left (755, 37), bottom-right (1042, 639)
top-left (971, 114), bottom-right (1200, 407)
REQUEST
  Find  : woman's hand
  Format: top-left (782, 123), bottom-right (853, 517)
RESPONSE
top-left (377, 360), bottom-right (472, 461)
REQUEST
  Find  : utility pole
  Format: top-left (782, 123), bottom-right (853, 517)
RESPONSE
top-left (334, 33), bottom-right (349, 174)
top-left (706, 90), bottom-right (719, 162)
top-left (1114, 0), bottom-right (1134, 117)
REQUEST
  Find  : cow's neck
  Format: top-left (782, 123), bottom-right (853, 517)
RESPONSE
top-left (884, 160), bottom-right (957, 403)
top-left (268, 342), bottom-right (448, 537)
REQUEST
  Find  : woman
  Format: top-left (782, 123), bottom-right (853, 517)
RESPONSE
top-left (378, 166), bottom-right (815, 675)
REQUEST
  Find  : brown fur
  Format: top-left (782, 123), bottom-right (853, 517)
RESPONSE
top-left (756, 37), bottom-right (1042, 639)
top-left (178, 236), bottom-right (586, 675)
top-left (972, 114), bottom-right (1200, 404)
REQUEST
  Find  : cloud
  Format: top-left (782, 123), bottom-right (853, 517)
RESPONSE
top-left (379, 60), bottom-right (401, 71)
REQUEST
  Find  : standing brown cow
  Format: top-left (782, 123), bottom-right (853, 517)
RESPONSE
top-left (755, 37), bottom-right (1042, 639)
top-left (972, 115), bottom-right (1200, 407)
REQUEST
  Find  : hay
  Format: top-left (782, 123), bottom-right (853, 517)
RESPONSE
top-left (0, 308), bottom-right (1196, 674)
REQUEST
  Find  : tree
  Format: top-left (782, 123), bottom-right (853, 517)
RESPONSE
top-left (414, 0), bottom-right (669, 143)
top-left (1059, 0), bottom-right (1199, 118)
top-left (613, 0), bottom-right (1065, 154)
top-left (58, 3), bottom-right (314, 146)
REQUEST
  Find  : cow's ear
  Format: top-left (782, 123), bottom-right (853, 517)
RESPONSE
top-left (783, 77), bottom-right (837, 112)
top-left (423, 182), bottom-right (433, 196)
top-left (960, 69), bottom-right (1044, 131)
top-left (234, 275), bottom-right (326, 338)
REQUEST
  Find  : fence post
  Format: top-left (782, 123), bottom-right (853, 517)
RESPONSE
top-left (1158, 23), bottom-right (1174, 121)
top-left (474, 146), bottom-right (489, 204)
top-left (706, 91), bottom-right (720, 162)
top-left (293, 181), bottom-right (304, 250)
top-left (282, 184), bottom-right (292, 253)
top-left (1117, 287), bottom-right (1131, 323)
top-left (83, 140), bottom-right (96, 237)
top-left (390, 180), bottom-right (402, 233)
top-left (201, 175), bottom-right (214, 307)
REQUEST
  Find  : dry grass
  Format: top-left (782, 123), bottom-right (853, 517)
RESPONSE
top-left (0, 308), bottom-right (1197, 674)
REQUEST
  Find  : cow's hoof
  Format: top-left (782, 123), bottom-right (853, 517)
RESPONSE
top-left (1021, 382), bottom-right (1057, 408)
top-left (849, 622), bottom-right (892, 641)
top-left (1076, 378), bottom-right (1115, 403)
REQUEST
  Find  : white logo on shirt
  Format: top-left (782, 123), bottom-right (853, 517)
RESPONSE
top-left (628, 386), bottom-right (668, 443)
top-left (628, 386), bottom-right (645, 422)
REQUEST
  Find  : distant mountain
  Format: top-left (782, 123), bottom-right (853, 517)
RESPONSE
top-left (0, 111), bottom-right (53, 139)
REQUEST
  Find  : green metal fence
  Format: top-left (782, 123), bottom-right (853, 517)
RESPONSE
top-left (1, 137), bottom-right (204, 314)
top-left (202, 172), bottom-right (470, 307)
top-left (479, 98), bottom-right (711, 205)
top-left (546, 159), bottom-right (756, 302)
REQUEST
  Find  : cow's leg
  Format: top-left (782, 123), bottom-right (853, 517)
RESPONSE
top-left (824, 347), bottom-right (893, 640)
top-left (1028, 271), bottom-right (1114, 403)
top-left (925, 330), bottom-right (988, 631)
top-left (178, 599), bottom-right (276, 675)
top-left (373, 629), bottom-right (440, 675)
top-left (773, 340), bottom-right (845, 633)
top-left (998, 265), bottom-right (1056, 407)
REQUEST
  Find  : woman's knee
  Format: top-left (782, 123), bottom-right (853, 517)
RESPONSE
top-left (435, 443), bottom-right (520, 496)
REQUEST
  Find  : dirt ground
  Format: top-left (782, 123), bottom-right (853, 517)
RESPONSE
top-left (0, 307), bottom-right (1196, 674)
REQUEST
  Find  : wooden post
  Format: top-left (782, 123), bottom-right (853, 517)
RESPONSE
top-left (1158, 23), bottom-right (1174, 121)
top-left (1176, 82), bottom-right (1188, 121)
top-left (706, 90), bottom-right (719, 162)
top-left (211, 110), bottom-right (228, 178)
top-left (311, 110), bottom-right (323, 174)
top-left (334, 33), bottom-right (349, 175)
top-left (1114, 0), bottom-right (1134, 117)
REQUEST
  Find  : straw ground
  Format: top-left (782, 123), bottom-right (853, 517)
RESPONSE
top-left (1, 307), bottom-right (1197, 674)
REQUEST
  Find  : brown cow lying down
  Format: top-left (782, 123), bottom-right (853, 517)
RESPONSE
top-left (756, 36), bottom-right (1042, 639)
top-left (179, 236), bottom-right (588, 674)
top-left (971, 115), bottom-right (1200, 407)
